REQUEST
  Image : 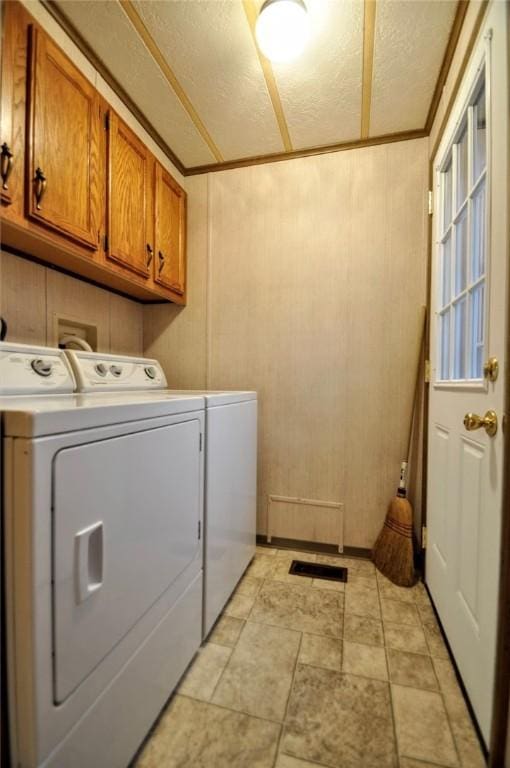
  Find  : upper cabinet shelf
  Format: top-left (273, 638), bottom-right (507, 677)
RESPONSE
top-left (0, 2), bottom-right (187, 304)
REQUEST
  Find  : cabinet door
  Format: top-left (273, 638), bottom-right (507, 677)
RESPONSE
top-left (26, 26), bottom-right (100, 249)
top-left (1, 2), bottom-right (28, 214)
top-left (107, 111), bottom-right (153, 279)
top-left (154, 164), bottom-right (186, 295)
top-left (1, 2), bottom-right (16, 207)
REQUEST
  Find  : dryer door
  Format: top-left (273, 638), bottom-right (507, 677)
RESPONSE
top-left (52, 419), bottom-right (201, 703)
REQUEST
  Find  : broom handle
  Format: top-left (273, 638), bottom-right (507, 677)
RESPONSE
top-left (406, 306), bottom-right (427, 462)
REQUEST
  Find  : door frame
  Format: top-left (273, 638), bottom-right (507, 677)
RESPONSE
top-left (422, 2), bottom-right (510, 764)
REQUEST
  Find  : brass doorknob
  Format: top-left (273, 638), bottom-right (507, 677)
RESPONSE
top-left (463, 410), bottom-right (498, 437)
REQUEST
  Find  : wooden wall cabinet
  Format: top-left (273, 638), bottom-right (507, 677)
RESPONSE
top-left (26, 26), bottom-right (101, 250)
top-left (1, 2), bottom-right (187, 304)
top-left (106, 111), bottom-right (154, 279)
top-left (1, 2), bottom-right (26, 211)
top-left (154, 164), bottom-right (186, 296)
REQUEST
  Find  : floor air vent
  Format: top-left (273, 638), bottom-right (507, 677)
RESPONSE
top-left (289, 560), bottom-right (348, 582)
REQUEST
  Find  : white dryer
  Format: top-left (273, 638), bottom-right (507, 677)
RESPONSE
top-left (1, 343), bottom-right (205, 768)
top-left (65, 350), bottom-right (257, 638)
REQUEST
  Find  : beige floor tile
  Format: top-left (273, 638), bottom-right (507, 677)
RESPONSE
top-left (135, 695), bottom-right (280, 768)
top-left (208, 615), bottom-right (245, 648)
top-left (383, 622), bottom-right (429, 655)
top-left (282, 665), bottom-right (397, 768)
top-left (387, 649), bottom-right (438, 690)
top-left (276, 549), bottom-right (317, 562)
top-left (345, 584), bottom-right (381, 619)
top-left (344, 614), bottom-right (384, 646)
top-left (250, 580), bottom-right (344, 637)
top-left (225, 592), bottom-right (256, 620)
top-left (256, 546), bottom-right (277, 556)
top-left (348, 572), bottom-right (378, 588)
top-left (417, 604), bottom-right (437, 624)
top-left (422, 620), bottom-right (450, 659)
top-left (343, 640), bottom-right (388, 681)
top-left (392, 684), bottom-right (459, 767)
top-left (213, 621), bottom-right (300, 721)
top-left (318, 554), bottom-right (376, 576)
top-left (246, 554), bottom-right (277, 579)
top-left (275, 755), bottom-right (318, 768)
top-left (411, 582), bottom-right (432, 607)
top-left (432, 658), bottom-right (486, 768)
top-left (178, 643), bottom-right (232, 701)
top-left (377, 576), bottom-right (416, 605)
top-left (381, 599), bottom-right (420, 626)
top-left (236, 575), bottom-right (264, 597)
top-left (298, 633), bottom-right (342, 671)
top-left (311, 577), bottom-right (345, 591)
top-left (270, 557), bottom-right (313, 586)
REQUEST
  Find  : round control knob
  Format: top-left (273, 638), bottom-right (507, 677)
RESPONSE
top-left (31, 358), bottom-right (53, 377)
top-left (95, 363), bottom-right (108, 377)
top-left (110, 364), bottom-right (123, 378)
top-left (144, 366), bottom-right (157, 380)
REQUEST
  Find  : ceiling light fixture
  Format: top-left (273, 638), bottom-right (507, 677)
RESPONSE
top-left (255, 0), bottom-right (309, 63)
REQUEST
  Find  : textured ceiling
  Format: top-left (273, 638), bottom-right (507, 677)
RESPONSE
top-left (52, 0), bottom-right (459, 172)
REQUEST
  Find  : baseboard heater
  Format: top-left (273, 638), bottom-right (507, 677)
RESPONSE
top-left (266, 494), bottom-right (344, 553)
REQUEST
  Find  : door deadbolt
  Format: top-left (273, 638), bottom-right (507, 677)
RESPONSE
top-left (483, 357), bottom-right (499, 382)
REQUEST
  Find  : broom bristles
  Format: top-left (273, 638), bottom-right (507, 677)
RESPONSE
top-left (373, 496), bottom-right (415, 587)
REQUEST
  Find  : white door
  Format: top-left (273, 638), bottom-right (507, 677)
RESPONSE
top-left (427, 1), bottom-right (508, 745)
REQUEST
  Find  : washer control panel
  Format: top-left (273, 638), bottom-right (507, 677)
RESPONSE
top-left (0, 343), bottom-right (76, 395)
top-left (65, 350), bottom-right (167, 392)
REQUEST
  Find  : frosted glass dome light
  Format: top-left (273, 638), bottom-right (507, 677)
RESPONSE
top-left (255, 0), bottom-right (309, 63)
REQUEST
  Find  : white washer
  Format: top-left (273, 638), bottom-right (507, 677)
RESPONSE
top-left (65, 350), bottom-right (257, 638)
top-left (1, 343), bottom-right (205, 768)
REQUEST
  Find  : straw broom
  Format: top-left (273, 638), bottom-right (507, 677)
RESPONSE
top-left (372, 308), bottom-right (426, 587)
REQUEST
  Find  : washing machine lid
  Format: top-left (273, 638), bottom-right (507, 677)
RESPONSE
top-left (166, 390), bottom-right (257, 406)
top-left (0, 392), bottom-right (205, 437)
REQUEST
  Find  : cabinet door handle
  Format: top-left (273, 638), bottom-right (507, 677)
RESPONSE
top-left (158, 250), bottom-right (165, 273)
top-left (1, 143), bottom-right (13, 190)
top-left (146, 244), bottom-right (154, 268)
top-left (34, 167), bottom-right (47, 210)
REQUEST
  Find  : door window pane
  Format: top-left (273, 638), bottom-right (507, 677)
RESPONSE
top-left (469, 283), bottom-right (485, 379)
top-left (471, 181), bottom-right (486, 281)
top-left (440, 310), bottom-right (451, 380)
top-left (455, 209), bottom-right (467, 294)
top-left (456, 126), bottom-right (468, 209)
top-left (436, 66), bottom-right (487, 384)
top-left (443, 160), bottom-right (452, 230)
top-left (473, 85), bottom-right (486, 181)
top-left (453, 297), bottom-right (467, 379)
top-left (441, 234), bottom-right (452, 307)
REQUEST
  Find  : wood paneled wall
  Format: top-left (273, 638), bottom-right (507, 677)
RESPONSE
top-left (145, 138), bottom-right (429, 550)
top-left (0, 250), bottom-right (143, 354)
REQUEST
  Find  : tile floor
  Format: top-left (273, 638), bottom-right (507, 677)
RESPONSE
top-left (134, 547), bottom-right (486, 768)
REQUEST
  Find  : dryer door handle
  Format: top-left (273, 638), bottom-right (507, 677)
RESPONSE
top-left (75, 521), bottom-right (104, 603)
